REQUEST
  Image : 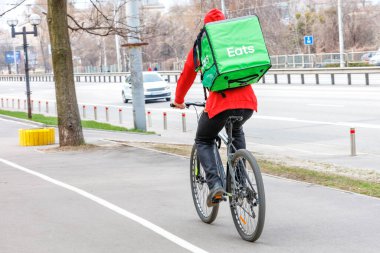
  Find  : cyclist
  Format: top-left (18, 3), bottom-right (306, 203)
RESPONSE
top-left (172, 8), bottom-right (258, 207)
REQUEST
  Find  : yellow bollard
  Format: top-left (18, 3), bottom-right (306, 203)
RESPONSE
top-left (18, 129), bottom-right (24, 146)
top-left (19, 128), bottom-right (56, 146)
top-left (49, 128), bottom-right (55, 144)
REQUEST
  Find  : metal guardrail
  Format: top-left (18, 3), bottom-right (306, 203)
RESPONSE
top-left (264, 67), bottom-right (380, 85)
top-left (173, 51), bottom-right (379, 70)
top-left (1, 68), bottom-right (380, 85)
top-left (0, 71), bottom-right (182, 84)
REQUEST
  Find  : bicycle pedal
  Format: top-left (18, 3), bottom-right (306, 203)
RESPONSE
top-left (212, 195), bottom-right (227, 203)
top-left (214, 195), bottom-right (223, 200)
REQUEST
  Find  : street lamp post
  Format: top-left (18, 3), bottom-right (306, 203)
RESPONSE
top-left (221, 0), bottom-right (226, 15)
top-left (337, 0), bottom-right (345, 68)
top-left (7, 14), bottom-right (41, 119)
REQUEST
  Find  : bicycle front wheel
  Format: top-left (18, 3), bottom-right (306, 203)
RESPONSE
top-left (228, 149), bottom-right (266, 242)
top-left (190, 144), bottom-right (219, 224)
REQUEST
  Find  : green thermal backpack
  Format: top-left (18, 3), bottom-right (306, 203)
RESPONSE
top-left (193, 15), bottom-right (271, 92)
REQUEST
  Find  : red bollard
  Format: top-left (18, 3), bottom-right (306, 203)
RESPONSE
top-left (118, 108), bottom-right (123, 124)
top-left (182, 113), bottom-right (186, 132)
top-left (147, 111), bottom-right (152, 127)
top-left (163, 112), bottom-right (167, 130)
top-left (94, 106), bottom-right (97, 120)
top-left (350, 128), bottom-right (357, 156)
top-left (105, 107), bottom-right (109, 122)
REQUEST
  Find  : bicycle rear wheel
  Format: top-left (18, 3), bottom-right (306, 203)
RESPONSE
top-left (190, 144), bottom-right (219, 224)
top-left (228, 149), bottom-right (265, 242)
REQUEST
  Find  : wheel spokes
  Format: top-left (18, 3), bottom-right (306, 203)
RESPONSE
top-left (192, 159), bottom-right (213, 217)
top-left (232, 158), bottom-right (260, 236)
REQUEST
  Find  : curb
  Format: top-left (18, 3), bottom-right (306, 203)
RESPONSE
top-left (0, 114), bottom-right (46, 127)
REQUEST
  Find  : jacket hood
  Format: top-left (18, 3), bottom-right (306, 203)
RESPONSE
top-left (204, 8), bottom-right (225, 24)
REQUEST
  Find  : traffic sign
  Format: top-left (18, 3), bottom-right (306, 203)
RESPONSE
top-left (5, 51), bottom-right (21, 64)
top-left (304, 35), bottom-right (314, 45)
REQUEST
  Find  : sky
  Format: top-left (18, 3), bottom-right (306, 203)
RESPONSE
top-left (1, 0), bottom-right (380, 20)
top-left (0, 0), bottom-right (189, 26)
top-left (161, 0), bottom-right (189, 8)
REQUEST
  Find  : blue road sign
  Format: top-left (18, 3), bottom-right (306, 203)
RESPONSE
top-left (5, 51), bottom-right (21, 64)
top-left (304, 35), bottom-right (314, 45)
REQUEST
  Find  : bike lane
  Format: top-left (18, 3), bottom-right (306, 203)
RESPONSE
top-left (1, 117), bottom-right (380, 253)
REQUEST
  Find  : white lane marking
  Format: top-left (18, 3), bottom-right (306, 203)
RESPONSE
top-left (0, 158), bottom-right (208, 253)
top-left (307, 104), bottom-right (345, 107)
top-left (255, 116), bottom-right (380, 129)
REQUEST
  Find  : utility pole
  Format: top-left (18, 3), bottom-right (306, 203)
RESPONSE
top-left (102, 37), bottom-right (107, 71)
top-left (113, 0), bottom-right (122, 72)
top-left (221, 0), bottom-right (226, 15)
top-left (12, 42), bottom-right (18, 74)
top-left (125, 0), bottom-right (146, 131)
top-left (338, 0), bottom-right (345, 67)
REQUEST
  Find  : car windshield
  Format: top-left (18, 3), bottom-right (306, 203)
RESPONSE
top-left (143, 73), bottom-right (163, 82)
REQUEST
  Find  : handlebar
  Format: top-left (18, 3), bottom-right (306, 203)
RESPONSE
top-left (170, 102), bottom-right (205, 108)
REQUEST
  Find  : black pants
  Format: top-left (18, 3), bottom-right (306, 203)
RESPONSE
top-left (195, 109), bottom-right (253, 189)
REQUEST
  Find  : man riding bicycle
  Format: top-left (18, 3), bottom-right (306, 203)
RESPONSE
top-left (172, 8), bottom-right (258, 207)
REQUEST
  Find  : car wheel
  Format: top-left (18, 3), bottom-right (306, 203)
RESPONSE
top-left (122, 92), bottom-right (128, 103)
top-left (165, 97), bottom-right (171, 102)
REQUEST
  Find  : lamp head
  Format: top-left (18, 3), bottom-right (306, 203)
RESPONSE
top-left (7, 19), bottom-right (18, 27)
top-left (29, 14), bottom-right (41, 26)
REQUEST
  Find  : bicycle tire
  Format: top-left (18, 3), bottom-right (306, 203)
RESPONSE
top-left (190, 144), bottom-right (219, 224)
top-left (228, 149), bottom-right (265, 242)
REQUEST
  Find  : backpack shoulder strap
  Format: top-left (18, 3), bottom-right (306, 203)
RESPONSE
top-left (193, 27), bottom-right (206, 72)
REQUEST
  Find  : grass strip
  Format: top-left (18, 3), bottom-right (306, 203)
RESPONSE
top-left (258, 160), bottom-right (380, 198)
top-left (0, 109), bottom-right (154, 134)
top-left (129, 142), bottom-right (380, 199)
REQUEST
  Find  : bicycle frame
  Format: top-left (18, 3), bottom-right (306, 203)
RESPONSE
top-left (184, 102), bottom-right (256, 196)
top-left (217, 118), bottom-right (257, 196)
top-left (216, 118), bottom-right (240, 192)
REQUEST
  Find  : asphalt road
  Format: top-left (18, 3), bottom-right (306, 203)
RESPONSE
top-left (1, 80), bottom-right (379, 172)
top-left (1, 118), bottom-right (380, 253)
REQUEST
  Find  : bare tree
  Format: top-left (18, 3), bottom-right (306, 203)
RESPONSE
top-left (45, 0), bottom-right (146, 146)
top-left (45, 0), bottom-right (152, 146)
top-left (47, 0), bottom-right (84, 146)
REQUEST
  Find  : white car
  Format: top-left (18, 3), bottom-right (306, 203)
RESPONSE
top-left (122, 72), bottom-right (171, 103)
top-left (369, 50), bottom-right (380, 66)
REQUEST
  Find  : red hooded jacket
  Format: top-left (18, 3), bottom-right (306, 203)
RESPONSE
top-left (175, 9), bottom-right (258, 118)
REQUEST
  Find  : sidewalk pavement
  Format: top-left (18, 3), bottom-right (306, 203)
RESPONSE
top-left (1, 117), bottom-right (380, 253)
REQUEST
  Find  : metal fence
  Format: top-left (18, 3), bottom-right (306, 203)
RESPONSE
top-left (173, 51), bottom-right (378, 70)
top-left (1, 67), bottom-right (380, 86)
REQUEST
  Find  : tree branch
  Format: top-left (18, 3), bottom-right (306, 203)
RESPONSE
top-left (0, 0), bottom-right (27, 17)
top-left (65, 0), bottom-right (145, 40)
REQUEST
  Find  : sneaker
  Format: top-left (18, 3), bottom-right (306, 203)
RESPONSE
top-left (206, 183), bottom-right (225, 207)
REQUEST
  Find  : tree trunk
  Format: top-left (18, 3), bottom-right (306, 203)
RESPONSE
top-left (47, 0), bottom-right (84, 146)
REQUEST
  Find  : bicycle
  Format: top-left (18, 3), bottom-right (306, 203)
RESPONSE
top-left (172, 102), bottom-right (266, 242)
